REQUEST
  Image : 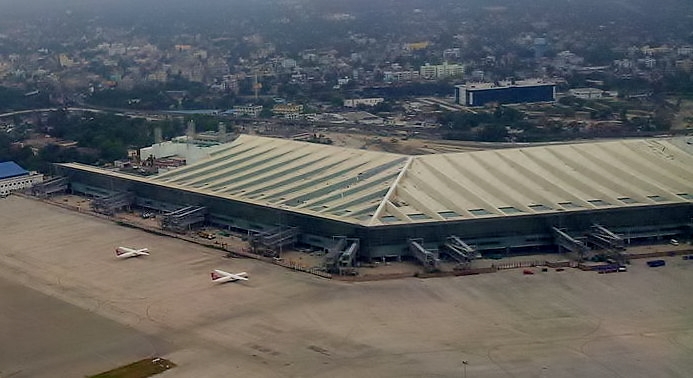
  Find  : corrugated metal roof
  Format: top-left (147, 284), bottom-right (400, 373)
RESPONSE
top-left (374, 138), bottom-right (693, 225)
top-left (59, 136), bottom-right (693, 227)
top-left (0, 161), bottom-right (28, 180)
top-left (152, 135), bottom-right (409, 223)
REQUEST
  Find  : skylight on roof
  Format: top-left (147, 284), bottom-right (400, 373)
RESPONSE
top-left (439, 210), bottom-right (461, 218)
top-left (528, 204), bottom-right (552, 211)
top-left (381, 215), bottom-right (399, 223)
top-left (618, 197), bottom-right (639, 204)
top-left (558, 201), bottom-right (582, 209)
top-left (408, 213), bottom-right (431, 220)
top-left (587, 199), bottom-right (611, 207)
top-left (678, 193), bottom-right (693, 200)
top-left (469, 209), bottom-right (492, 216)
top-left (647, 195), bottom-right (667, 202)
top-left (499, 206), bottom-right (523, 214)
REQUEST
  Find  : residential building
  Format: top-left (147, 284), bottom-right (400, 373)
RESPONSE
top-left (272, 103), bottom-right (304, 118)
top-left (383, 70), bottom-right (420, 82)
top-left (443, 48), bottom-right (461, 61)
top-left (404, 41), bottom-right (430, 51)
top-left (233, 105), bottom-right (263, 118)
top-left (569, 88), bottom-right (604, 100)
top-left (419, 62), bottom-right (464, 79)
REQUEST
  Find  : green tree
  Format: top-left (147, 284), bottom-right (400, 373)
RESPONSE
top-left (477, 124), bottom-right (508, 142)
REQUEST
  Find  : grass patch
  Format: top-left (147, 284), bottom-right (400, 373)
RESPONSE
top-left (88, 357), bottom-right (176, 378)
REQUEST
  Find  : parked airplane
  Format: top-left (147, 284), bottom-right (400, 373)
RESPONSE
top-left (210, 269), bottom-right (249, 283)
top-left (115, 246), bottom-right (150, 259)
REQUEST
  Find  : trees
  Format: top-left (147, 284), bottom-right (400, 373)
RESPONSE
top-left (477, 123), bottom-right (508, 142)
top-left (0, 86), bottom-right (50, 112)
top-left (45, 112), bottom-right (158, 163)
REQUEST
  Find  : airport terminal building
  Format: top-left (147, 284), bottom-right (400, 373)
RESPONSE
top-left (53, 135), bottom-right (693, 264)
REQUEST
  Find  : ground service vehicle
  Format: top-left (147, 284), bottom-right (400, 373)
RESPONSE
top-left (647, 260), bottom-right (666, 268)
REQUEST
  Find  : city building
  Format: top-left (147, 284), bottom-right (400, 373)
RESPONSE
top-left (272, 104), bottom-right (304, 119)
top-left (343, 98), bottom-right (385, 108)
top-left (404, 41), bottom-right (430, 51)
top-left (443, 48), bottom-right (461, 61)
top-left (455, 80), bottom-right (556, 106)
top-left (419, 62), bottom-right (464, 79)
top-left (568, 88), bottom-right (605, 100)
top-left (533, 37), bottom-right (548, 58)
top-left (232, 105), bottom-right (263, 118)
top-left (383, 70), bottom-right (420, 82)
top-left (0, 161), bottom-right (43, 196)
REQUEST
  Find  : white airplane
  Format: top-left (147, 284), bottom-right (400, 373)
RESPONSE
top-left (115, 246), bottom-right (150, 259)
top-left (210, 269), bottom-right (249, 283)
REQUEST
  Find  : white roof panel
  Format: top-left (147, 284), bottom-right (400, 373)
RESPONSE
top-left (60, 136), bottom-right (693, 226)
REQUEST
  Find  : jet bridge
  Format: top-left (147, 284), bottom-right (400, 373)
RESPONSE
top-left (588, 224), bottom-right (625, 250)
top-left (408, 238), bottom-right (440, 272)
top-left (250, 226), bottom-right (299, 255)
top-left (324, 236), bottom-right (347, 272)
top-left (324, 237), bottom-right (360, 274)
top-left (91, 191), bottom-right (135, 215)
top-left (31, 176), bottom-right (68, 197)
top-left (442, 236), bottom-right (482, 263)
top-left (552, 227), bottom-right (590, 260)
top-left (337, 239), bottom-right (359, 274)
top-left (160, 206), bottom-right (207, 233)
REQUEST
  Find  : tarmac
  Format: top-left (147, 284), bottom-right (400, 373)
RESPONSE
top-left (1, 195), bottom-right (693, 377)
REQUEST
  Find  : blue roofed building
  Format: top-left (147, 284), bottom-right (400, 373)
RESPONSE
top-left (0, 161), bottom-right (43, 196)
top-left (0, 161), bottom-right (28, 179)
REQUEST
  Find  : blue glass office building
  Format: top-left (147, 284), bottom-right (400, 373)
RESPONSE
top-left (455, 81), bottom-right (556, 107)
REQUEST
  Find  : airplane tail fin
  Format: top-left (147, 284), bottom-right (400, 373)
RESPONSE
top-left (115, 248), bottom-right (125, 256)
top-left (210, 271), bottom-right (222, 280)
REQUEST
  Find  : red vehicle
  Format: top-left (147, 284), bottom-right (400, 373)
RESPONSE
top-left (523, 269), bottom-right (535, 275)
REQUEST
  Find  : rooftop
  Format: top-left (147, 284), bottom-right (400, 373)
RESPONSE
top-left (0, 161), bottom-right (28, 180)
top-left (458, 79), bottom-right (555, 90)
top-left (60, 136), bottom-right (693, 226)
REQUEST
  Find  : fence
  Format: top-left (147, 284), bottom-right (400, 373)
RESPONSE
top-left (492, 260), bottom-right (545, 270)
top-left (273, 259), bottom-right (332, 279)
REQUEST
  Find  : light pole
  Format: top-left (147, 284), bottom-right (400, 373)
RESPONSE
top-left (462, 360), bottom-right (468, 378)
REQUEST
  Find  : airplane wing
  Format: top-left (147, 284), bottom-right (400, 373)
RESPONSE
top-left (228, 273), bottom-right (249, 281)
top-left (211, 270), bottom-right (248, 283)
top-left (116, 247), bottom-right (149, 257)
